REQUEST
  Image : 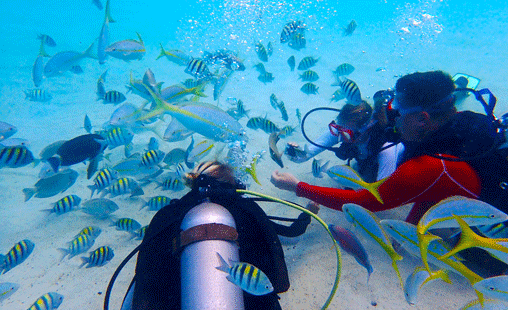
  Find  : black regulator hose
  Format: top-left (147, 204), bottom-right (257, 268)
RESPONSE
top-left (301, 107), bottom-right (344, 155)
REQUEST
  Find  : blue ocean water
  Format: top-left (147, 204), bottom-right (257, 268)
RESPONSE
top-left (1, 0), bottom-right (508, 308)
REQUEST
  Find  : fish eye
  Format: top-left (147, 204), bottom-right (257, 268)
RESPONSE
top-left (489, 286), bottom-right (495, 291)
top-left (489, 214), bottom-right (496, 218)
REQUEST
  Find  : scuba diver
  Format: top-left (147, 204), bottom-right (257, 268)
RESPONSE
top-left (286, 73), bottom-right (478, 183)
top-left (107, 161), bottom-right (318, 310)
top-left (272, 70), bottom-right (508, 277)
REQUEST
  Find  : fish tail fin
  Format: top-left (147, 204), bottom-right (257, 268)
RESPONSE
top-left (391, 259), bottom-right (404, 289)
top-left (418, 233), bottom-right (442, 274)
top-left (22, 188), bottom-right (36, 202)
top-left (192, 83), bottom-right (207, 98)
top-left (364, 177), bottom-right (387, 204)
top-left (438, 215), bottom-right (485, 260)
top-left (215, 252), bottom-right (230, 273)
top-left (156, 43), bottom-right (166, 60)
top-left (245, 157), bottom-right (261, 185)
top-left (136, 32), bottom-right (144, 45)
top-left (83, 41), bottom-right (98, 60)
top-left (79, 257), bottom-right (89, 268)
top-left (87, 185), bottom-right (96, 198)
top-left (38, 40), bottom-right (50, 57)
top-left (105, 0), bottom-right (115, 23)
top-left (56, 248), bottom-right (69, 262)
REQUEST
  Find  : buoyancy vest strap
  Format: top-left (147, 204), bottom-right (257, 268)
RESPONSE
top-left (172, 223), bottom-right (238, 254)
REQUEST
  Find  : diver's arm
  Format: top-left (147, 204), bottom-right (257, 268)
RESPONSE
top-left (304, 129), bottom-right (340, 158)
top-left (271, 212), bottom-right (312, 237)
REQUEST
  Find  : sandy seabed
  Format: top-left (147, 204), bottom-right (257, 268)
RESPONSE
top-left (2, 1), bottom-right (508, 309)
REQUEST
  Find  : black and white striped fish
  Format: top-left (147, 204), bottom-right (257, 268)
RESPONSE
top-left (58, 234), bottom-right (96, 260)
top-left (98, 90), bottom-right (126, 105)
top-left (0, 239), bottom-right (35, 274)
top-left (280, 20), bottom-right (305, 43)
top-left (333, 77), bottom-right (362, 104)
top-left (88, 168), bottom-right (118, 197)
top-left (297, 56), bottom-right (318, 70)
top-left (27, 292), bottom-right (64, 310)
top-left (80, 246), bottom-right (114, 268)
top-left (246, 117), bottom-right (280, 134)
top-left (185, 58), bottom-right (211, 79)
top-left (24, 89), bottom-right (52, 102)
top-left (0, 146), bottom-right (35, 168)
top-left (44, 195), bottom-right (81, 215)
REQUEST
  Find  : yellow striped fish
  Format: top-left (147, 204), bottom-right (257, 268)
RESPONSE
top-left (0, 239), bottom-right (35, 274)
top-left (216, 252), bottom-right (274, 296)
top-left (58, 234), bottom-right (95, 260)
top-left (27, 292), bottom-right (64, 310)
top-left (80, 246), bottom-right (114, 268)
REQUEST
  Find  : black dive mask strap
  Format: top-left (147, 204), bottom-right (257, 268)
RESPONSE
top-left (456, 87), bottom-right (497, 121)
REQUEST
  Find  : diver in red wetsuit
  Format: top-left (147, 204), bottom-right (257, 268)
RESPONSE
top-left (271, 70), bottom-right (497, 225)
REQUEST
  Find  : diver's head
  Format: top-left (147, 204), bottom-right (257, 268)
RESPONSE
top-left (393, 71), bottom-right (456, 142)
top-left (184, 161), bottom-right (238, 190)
top-left (337, 101), bottom-right (372, 130)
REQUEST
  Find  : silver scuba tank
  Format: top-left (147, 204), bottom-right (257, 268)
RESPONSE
top-left (180, 201), bottom-right (245, 310)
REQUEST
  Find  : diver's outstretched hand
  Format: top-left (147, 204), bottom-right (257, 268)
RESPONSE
top-left (271, 170), bottom-right (300, 192)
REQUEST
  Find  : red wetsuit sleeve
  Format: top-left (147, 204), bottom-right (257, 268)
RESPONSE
top-left (295, 155), bottom-right (481, 221)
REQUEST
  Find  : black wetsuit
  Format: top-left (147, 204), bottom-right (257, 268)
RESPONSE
top-left (130, 176), bottom-right (312, 310)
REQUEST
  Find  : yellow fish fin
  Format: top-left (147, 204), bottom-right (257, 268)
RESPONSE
top-left (418, 233), bottom-right (442, 274)
top-left (245, 156), bottom-right (261, 186)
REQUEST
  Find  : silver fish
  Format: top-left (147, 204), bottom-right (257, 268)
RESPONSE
top-left (37, 34), bottom-right (57, 47)
top-left (39, 140), bottom-right (66, 161)
top-left (0, 121), bottom-right (17, 142)
top-left (81, 198), bottom-right (119, 219)
top-left (44, 42), bottom-right (96, 77)
top-left (23, 169), bottom-right (79, 201)
top-left (0, 138), bottom-right (30, 147)
top-left (0, 282), bottom-right (19, 302)
top-left (105, 33), bottom-right (145, 61)
top-left (156, 45), bottom-right (192, 65)
top-left (163, 118), bottom-right (193, 142)
top-left (97, 0), bottom-right (114, 64)
top-left (32, 40), bottom-right (49, 87)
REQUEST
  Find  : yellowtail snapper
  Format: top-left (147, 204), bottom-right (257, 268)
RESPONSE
top-left (300, 82), bottom-right (318, 95)
top-left (80, 245), bottom-right (114, 268)
top-left (105, 32), bottom-right (145, 61)
top-left (187, 139), bottom-right (214, 163)
top-left (97, 0), bottom-right (114, 64)
top-left (213, 68), bottom-right (234, 100)
top-left (343, 20), bottom-right (357, 36)
top-left (299, 70), bottom-right (319, 82)
top-left (297, 56), bottom-right (319, 70)
top-left (287, 55), bottom-right (295, 71)
top-left (0, 239), bottom-right (35, 274)
top-left (0, 282), bottom-right (19, 303)
top-left (255, 42), bottom-right (268, 62)
top-left (156, 44), bottom-right (192, 66)
top-left (58, 234), bottom-right (96, 260)
top-left (27, 292), bottom-right (63, 310)
top-left (24, 89), bottom-right (52, 102)
top-left (216, 252), bottom-right (274, 296)
top-left (247, 117), bottom-right (280, 134)
top-left (0, 146), bottom-right (35, 168)
top-left (88, 167), bottom-right (118, 197)
top-left (44, 195), bottom-right (82, 215)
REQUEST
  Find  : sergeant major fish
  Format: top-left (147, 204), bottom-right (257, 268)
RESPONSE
top-left (0, 146), bottom-right (35, 168)
top-left (57, 234), bottom-right (96, 260)
top-left (27, 292), bottom-right (63, 310)
top-left (0, 239), bottom-right (35, 274)
top-left (255, 42), bottom-right (268, 62)
top-left (24, 89), bottom-right (52, 102)
top-left (42, 195), bottom-right (81, 215)
top-left (297, 56), bottom-right (318, 70)
top-left (80, 246), bottom-right (114, 268)
top-left (216, 252), bottom-right (274, 296)
top-left (287, 55), bottom-right (295, 71)
top-left (343, 20), bottom-right (357, 36)
top-left (247, 117), bottom-right (280, 134)
top-left (332, 77), bottom-right (362, 105)
top-left (280, 20), bottom-right (305, 43)
top-left (288, 33), bottom-right (306, 51)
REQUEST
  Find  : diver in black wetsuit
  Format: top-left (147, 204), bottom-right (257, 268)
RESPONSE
top-left (117, 161), bottom-right (318, 310)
